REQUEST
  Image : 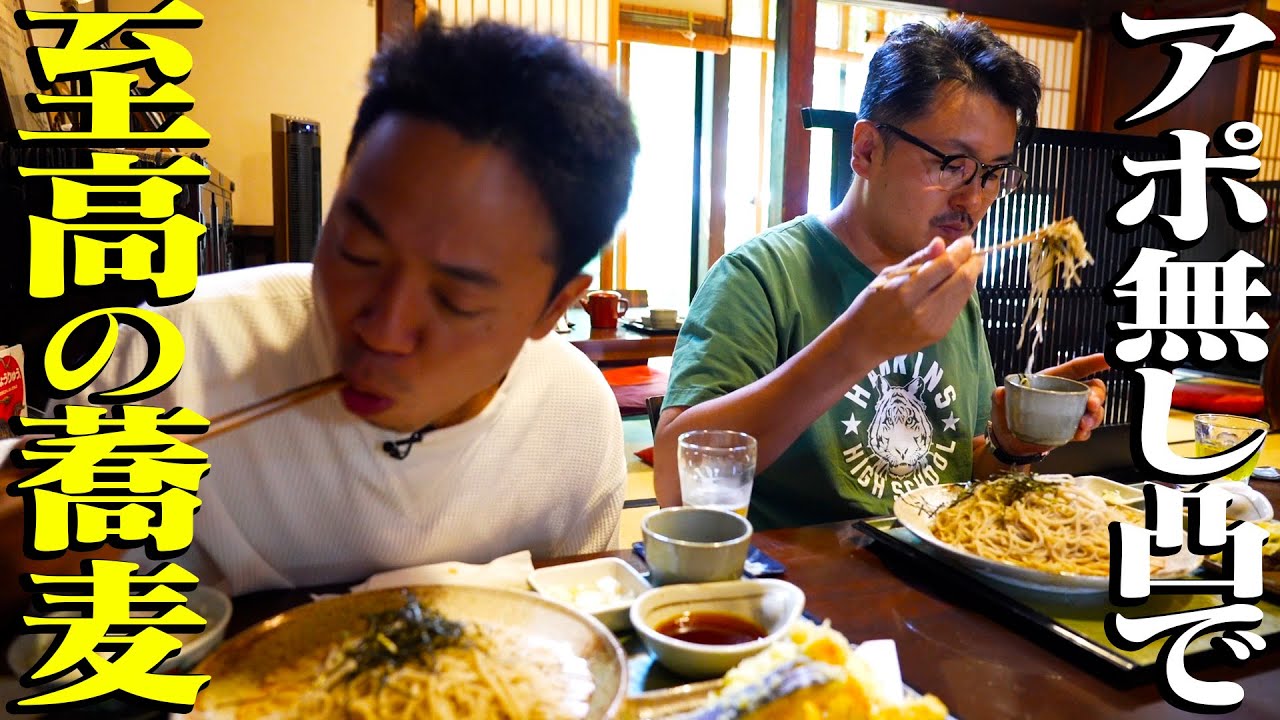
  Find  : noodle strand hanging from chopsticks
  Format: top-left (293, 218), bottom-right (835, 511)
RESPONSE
top-left (1015, 218), bottom-right (1093, 374)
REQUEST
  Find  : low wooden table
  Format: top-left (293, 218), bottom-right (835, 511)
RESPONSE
top-left (8, 439), bottom-right (1279, 719)
top-left (564, 308), bottom-right (677, 364)
top-left (211, 481), bottom-right (1280, 720)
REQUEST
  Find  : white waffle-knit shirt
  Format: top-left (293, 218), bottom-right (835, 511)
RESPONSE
top-left (55, 264), bottom-right (625, 596)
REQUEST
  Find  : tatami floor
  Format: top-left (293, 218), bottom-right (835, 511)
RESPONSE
top-left (617, 416), bottom-right (658, 549)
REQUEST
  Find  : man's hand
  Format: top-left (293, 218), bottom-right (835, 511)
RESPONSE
top-left (840, 237), bottom-right (984, 365)
top-left (990, 353), bottom-right (1110, 457)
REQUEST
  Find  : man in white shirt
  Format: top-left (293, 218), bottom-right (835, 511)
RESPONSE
top-left (1, 15), bottom-right (638, 609)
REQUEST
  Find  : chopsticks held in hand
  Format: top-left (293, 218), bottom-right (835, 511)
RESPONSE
top-left (196, 374), bottom-right (345, 444)
top-left (2, 375), bottom-right (345, 455)
top-left (870, 217), bottom-right (1077, 289)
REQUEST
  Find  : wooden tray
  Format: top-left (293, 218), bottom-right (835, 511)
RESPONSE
top-left (855, 516), bottom-right (1280, 677)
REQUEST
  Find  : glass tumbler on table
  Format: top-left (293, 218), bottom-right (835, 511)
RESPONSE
top-left (677, 430), bottom-right (757, 516)
top-left (1193, 413), bottom-right (1270, 482)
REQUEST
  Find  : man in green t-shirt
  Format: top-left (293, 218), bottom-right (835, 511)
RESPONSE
top-left (655, 19), bottom-right (1107, 530)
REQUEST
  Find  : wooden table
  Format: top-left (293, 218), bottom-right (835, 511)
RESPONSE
top-left (564, 308), bottom-right (677, 364)
top-left (749, 524), bottom-right (1278, 720)
top-left (8, 439), bottom-right (1280, 719)
top-left (208, 480), bottom-right (1280, 720)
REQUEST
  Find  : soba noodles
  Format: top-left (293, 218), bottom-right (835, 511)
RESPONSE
top-left (931, 473), bottom-right (1142, 576)
top-left (1017, 218), bottom-right (1093, 374)
top-left (226, 592), bottom-right (594, 719)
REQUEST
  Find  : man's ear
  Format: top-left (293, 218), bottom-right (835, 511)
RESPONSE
top-left (851, 119), bottom-right (883, 179)
top-left (531, 273), bottom-right (592, 339)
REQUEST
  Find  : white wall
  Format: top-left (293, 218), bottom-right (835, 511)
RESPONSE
top-left (100, 0), bottom-right (378, 226)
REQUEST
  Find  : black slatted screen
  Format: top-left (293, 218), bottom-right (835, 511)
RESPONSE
top-left (975, 128), bottom-right (1171, 428)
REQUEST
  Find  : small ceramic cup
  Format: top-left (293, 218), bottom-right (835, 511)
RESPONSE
top-left (1003, 373), bottom-right (1090, 447)
top-left (648, 308), bottom-right (679, 328)
top-left (642, 507), bottom-right (752, 586)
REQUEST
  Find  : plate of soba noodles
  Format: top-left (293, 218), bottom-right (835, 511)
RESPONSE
top-left (183, 585), bottom-right (626, 719)
top-left (892, 473), bottom-right (1203, 594)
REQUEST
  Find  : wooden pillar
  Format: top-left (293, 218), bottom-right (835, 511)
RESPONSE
top-left (708, 51), bottom-right (731, 264)
top-left (769, 0), bottom-right (816, 226)
top-left (601, 42), bottom-right (633, 290)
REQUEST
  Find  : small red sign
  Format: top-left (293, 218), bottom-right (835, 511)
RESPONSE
top-left (0, 352), bottom-right (25, 421)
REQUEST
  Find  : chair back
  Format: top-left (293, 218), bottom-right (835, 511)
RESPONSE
top-left (646, 395), bottom-right (664, 435)
top-left (801, 108), bottom-right (857, 208)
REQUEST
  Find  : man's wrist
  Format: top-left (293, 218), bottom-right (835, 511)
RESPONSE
top-left (985, 422), bottom-right (1049, 466)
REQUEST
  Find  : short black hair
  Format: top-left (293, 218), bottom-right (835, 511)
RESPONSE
top-left (348, 14), bottom-right (639, 294)
top-left (860, 19), bottom-right (1041, 145)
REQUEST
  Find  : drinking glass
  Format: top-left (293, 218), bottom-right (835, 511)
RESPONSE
top-left (1193, 413), bottom-right (1270, 482)
top-left (677, 430), bottom-right (757, 516)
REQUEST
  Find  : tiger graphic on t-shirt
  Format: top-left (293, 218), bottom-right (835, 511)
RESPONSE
top-left (867, 377), bottom-right (932, 476)
top-left (839, 353), bottom-right (968, 502)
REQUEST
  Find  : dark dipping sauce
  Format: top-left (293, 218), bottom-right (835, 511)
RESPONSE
top-left (654, 611), bottom-right (767, 645)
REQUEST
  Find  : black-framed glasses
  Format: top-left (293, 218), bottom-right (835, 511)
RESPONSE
top-left (876, 123), bottom-right (1025, 199)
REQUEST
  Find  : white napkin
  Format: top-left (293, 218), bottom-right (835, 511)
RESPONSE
top-left (349, 550), bottom-right (535, 594)
top-left (1214, 481), bottom-right (1274, 523)
top-left (1167, 480), bottom-right (1274, 523)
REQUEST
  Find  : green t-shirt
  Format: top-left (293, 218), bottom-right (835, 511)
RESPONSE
top-left (665, 215), bottom-right (997, 529)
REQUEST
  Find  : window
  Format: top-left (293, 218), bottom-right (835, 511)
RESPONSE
top-left (622, 43), bottom-right (698, 309)
top-left (804, 6), bottom-right (1081, 214)
top-left (806, 2), bottom-right (946, 214)
top-left (983, 19), bottom-right (1080, 131)
top-left (724, 47), bottom-right (773, 255)
top-left (721, 0), bottom-right (775, 253)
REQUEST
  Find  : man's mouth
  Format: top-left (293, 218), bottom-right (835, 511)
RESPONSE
top-left (933, 222), bottom-right (972, 239)
top-left (340, 385), bottom-right (394, 417)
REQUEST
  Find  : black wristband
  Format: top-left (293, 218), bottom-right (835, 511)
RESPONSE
top-left (985, 422), bottom-right (1049, 466)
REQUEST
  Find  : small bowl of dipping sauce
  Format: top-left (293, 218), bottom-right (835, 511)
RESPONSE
top-left (630, 579), bottom-right (805, 678)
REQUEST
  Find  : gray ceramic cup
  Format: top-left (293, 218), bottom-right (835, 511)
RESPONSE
top-left (1004, 373), bottom-right (1090, 447)
top-left (642, 507), bottom-right (752, 586)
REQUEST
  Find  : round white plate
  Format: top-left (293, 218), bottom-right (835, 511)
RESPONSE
top-left (892, 475), bottom-right (1202, 595)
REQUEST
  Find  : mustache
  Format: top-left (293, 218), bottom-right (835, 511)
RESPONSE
top-left (930, 212), bottom-right (974, 233)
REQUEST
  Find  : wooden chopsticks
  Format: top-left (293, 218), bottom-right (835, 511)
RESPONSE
top-left (196, 374), bottom-right (346, 444)
top-left (871, 217), bottom-right (1076, 289)
top-left (0, 375), bottom-right (346, 485)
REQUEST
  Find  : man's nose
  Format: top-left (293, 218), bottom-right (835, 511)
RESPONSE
top-left (352, 273), bottom-right (422, 355)
top-left (950, 176), bottom-right (990, 217)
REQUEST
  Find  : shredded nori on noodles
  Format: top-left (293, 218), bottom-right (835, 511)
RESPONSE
top-left (951, 470), bottom-right (1054, 508)
top-left (330, 589), bottom-right (468, 688)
